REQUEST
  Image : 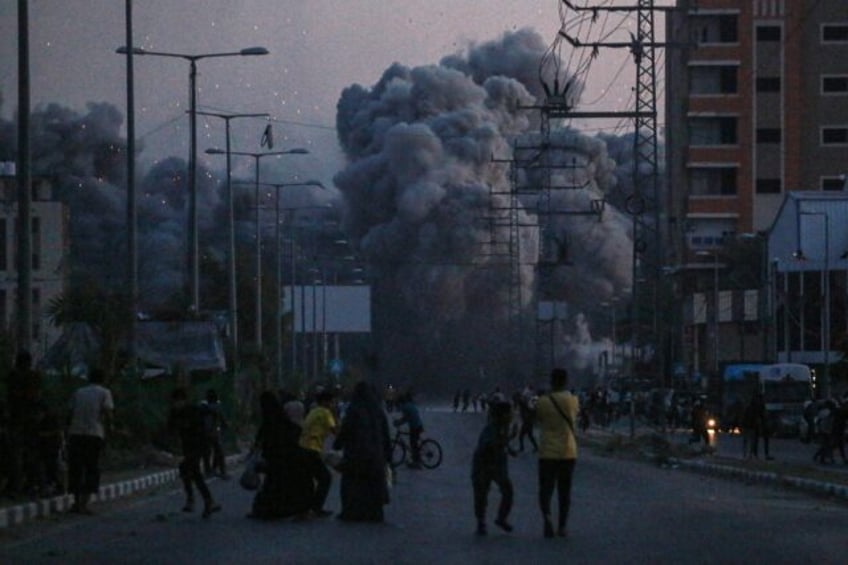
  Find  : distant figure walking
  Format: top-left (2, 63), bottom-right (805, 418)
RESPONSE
top-left (67, 368), bottom-right (113, 514)
top-left (517, 389), bottom-right (538, 453)
top-left (535, 368), bottom-right (579, 539)
top-left (201, 389), bottom-right (229, 478)
top-left (333, 382), bottom-right (391, 522)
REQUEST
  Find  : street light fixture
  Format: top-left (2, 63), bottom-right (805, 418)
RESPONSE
top-left (197, 111), bottom-right (268, 374)
top-left (117, 44), bottom-right (269, 314)
top-left (208, 147), bottom-right (308, 351)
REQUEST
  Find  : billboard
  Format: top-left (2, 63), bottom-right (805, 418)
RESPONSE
top-left (285, 285), bottom-right (371, 333)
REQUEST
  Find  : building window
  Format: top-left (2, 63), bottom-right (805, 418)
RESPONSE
top-left (822, 24), bottom-right (848, 43)
top-left (822, 75), bottom-right (848, 94)
top-left (756, 128), bottom-right (782, 143)
top-left (822, 126), bottom-right (848, 145)
top-left (756, 77), bottom-right (781, 92)
top-left (755, 178), bottom-right (782, 194)
top-left (689, 117), bottom-right (737, 145)
top-left (689, 167), bottom-right (737, 196)
top-left (821, 176), bottom-right (847, 191)
top-left (689, 65), bottom-right (738, 95)
top-left (756, 26), bottom-right (782, 42)
top-left (693, 14), bottom-right (738, 44)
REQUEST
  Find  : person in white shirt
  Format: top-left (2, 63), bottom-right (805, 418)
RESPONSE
top-left (67, 368), bottom-right (114, 514)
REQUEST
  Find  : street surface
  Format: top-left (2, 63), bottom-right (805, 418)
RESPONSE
top-left (2, 407), bottom-right (847, 564)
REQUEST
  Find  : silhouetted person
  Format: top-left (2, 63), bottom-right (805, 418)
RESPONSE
top-left (67, 368), bottom-right (113, 514)
top-left (169, 388), bottom-right (221, 518)
top-left (472, 400), bottom-right (515, 536)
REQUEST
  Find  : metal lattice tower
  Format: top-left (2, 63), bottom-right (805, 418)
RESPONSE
top-left (555, 0), bottom-right (677, 381)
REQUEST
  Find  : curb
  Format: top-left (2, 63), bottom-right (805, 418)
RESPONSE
top-left (675, 458), bottom-right (848, 501)
top-left (0, 453), bottom-right (244, 530)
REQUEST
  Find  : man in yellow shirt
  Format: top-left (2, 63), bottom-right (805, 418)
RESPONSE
top-left (535, 367), bottom-right (579, 539)
top-left (300, 390), bottom-right (338, 517)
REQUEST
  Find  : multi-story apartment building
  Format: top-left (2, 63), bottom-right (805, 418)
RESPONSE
top-left (0, 167), bottom-right (67, 360)
top-left (664, 0), bottom-right (848, 383)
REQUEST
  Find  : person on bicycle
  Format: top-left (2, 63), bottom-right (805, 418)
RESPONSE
top-left (393, 391), bottom-right (424, 469)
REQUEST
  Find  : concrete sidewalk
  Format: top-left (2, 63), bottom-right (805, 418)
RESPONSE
top-left (582, 423), bottom-right (848, 503)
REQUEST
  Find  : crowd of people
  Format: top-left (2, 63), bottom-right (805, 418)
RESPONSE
top-left (7, 343), bottom-right (847, 541)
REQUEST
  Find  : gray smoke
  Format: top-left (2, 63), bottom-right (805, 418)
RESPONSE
top-left (0, 100), bottom-right (227, 313)
top-left (335, 28), bottom-right (633, 390)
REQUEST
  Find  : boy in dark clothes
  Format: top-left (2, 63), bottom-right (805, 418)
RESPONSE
top-left (471, 400), bottom-right (516, 536)
top-left (169, 388), bottom-right (221, 518)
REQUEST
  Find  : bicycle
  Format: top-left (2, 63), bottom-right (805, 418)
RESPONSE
top-left (389, 428), bottom-right (443, 469)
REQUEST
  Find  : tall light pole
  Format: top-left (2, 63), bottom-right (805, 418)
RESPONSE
top-left (283, 204), bottom-right (333, 382)
top-left (199, 112), bottom-right (269, 373)
top-left (254, 181), bottom-right (324, 390)
top-left (795, 211), bottom-right (830, 399)
top-left (221, 148), bottom-right (308, 350)
top-left (117, 45), bottom-right (269, 314)
top-left (121, 0), bottom-right (138, 370)
top-left (696, 251), bottom-right (720, 384)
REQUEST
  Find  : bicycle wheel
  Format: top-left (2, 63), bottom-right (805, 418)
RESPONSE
top-left (390, 440), bottom-right (407, 469)
top-left (419, 439), bottom-right (443, 469)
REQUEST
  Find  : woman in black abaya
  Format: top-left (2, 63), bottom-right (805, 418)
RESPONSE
top-left (250, 391), bottom-right (313, 519)
top-left (333, 381), bottom-right (391, 522)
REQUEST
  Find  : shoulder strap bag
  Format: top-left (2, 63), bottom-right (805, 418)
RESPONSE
top-left (547, 394), bottom-right (576, 437)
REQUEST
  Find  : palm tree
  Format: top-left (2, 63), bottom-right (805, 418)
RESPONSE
top-left (45, 282), bottom-right (131, 380)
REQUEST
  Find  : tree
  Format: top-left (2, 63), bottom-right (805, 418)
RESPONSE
top-left (45, 282), bottom-right (131, 380)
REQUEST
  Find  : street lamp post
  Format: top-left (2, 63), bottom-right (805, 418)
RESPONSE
top-left (796, 211), bottom-right (831, 399)
top-left (117, 45), bottom-right (269, 313)
top-left (198, 112), bottom-right (268, 374)
top-left (211, 148), bottom-right (308, 352)
top-left (264, 182), bottom-right (325, 390)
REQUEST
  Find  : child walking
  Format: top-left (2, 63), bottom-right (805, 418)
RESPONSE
top-left (471, 400), bottom-right (516, 536)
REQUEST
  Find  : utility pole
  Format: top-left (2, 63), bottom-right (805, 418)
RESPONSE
top-left (124, 0), bottom-right (137, 373)
top-left (16, 0), bottom-right (32, 354)
top-left (555, 0), bottom-right (683, 386)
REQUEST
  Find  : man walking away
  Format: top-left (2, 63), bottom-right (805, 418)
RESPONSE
top-left (169, 388), bottom-right (221, 518)
top-left (535, 368), bottom-right (579, 539)
top-left (67, 368), bottom-right (113, 514)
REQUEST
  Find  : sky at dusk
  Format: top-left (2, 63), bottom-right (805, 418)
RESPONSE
top-left (0, 0), bottom-right (646, 187)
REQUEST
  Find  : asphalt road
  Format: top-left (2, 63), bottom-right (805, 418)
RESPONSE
top-left (2, 407), bottom-right (847, 565)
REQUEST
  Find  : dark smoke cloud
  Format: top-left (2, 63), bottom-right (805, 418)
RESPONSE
top-left (0, 100), bottom-right (227, 312)
top-left (334, 28), bottom-right (633, 390)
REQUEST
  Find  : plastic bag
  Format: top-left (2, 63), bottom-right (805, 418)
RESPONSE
top-left (239, 451), bottom-right (264, 491)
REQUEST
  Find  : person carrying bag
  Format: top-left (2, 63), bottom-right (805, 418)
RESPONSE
top-left (535, 368), bottom-right (579, 539)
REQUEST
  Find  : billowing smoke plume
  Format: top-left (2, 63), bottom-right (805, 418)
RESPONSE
top-left (0, 100), bottom-right (227, 313)
top-left (335, 28), bottom-right (634, 390)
